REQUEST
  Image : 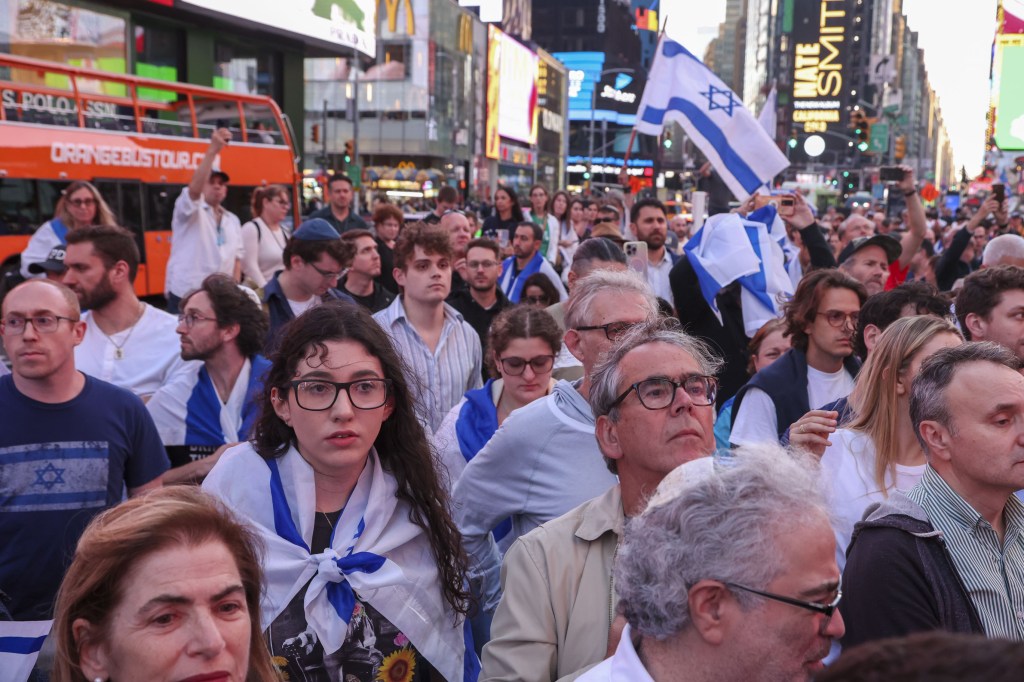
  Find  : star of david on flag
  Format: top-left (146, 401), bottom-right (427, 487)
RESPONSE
top-left (635, 36), bottom-right (789, 200)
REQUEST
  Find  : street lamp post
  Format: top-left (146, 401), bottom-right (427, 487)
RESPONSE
top-left (588, 67), bottom-right (634, 190)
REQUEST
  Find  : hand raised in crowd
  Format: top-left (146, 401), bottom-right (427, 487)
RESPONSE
top-left (782, 192), bottom-right (815, 230)
top-left (209, 127), bottom-right (232, 151)
top-left (970, 196), bottom-right (1001, 227)
top-left (788, 409), bottom-right (839, 458)
top-left (735, 194), bottom-right (758, 216)
top-left (895, 165), bottom-right (916, 194)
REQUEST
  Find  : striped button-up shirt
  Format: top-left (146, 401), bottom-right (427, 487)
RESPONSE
top-left (373, 297), bottom-right (482, 433)
top-left (907, 466), bottom-right (1024, 639)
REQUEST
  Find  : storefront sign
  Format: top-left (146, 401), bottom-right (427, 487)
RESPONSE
top-left (180, 0), bottom-right (377, 56)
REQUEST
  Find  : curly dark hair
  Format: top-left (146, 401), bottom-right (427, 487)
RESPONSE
top-left (784, 268), bottom-right (867, 353)
top-left (485, 305), bottom-right (563, 378)
top-left (65, 224), bottom-right (140, 281)
top-left (521, 273), bottom-right (559, 306)
top-left (955, 265), bottom-right (1024, 339)
top-left (181, 274), bottom-right (269, 358)
top-left (392, 221), bottom-right (453, 271)
top-left (250, 301), bottom-right (470, 617)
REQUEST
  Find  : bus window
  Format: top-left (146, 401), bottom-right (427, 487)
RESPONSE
top-left (0, 180), bottom-right (38, 237)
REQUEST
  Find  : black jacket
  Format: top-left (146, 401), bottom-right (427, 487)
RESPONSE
top-left (935, 225), bottom-right (973, 291)
top-left (840, 492), bottom-right (984, 649)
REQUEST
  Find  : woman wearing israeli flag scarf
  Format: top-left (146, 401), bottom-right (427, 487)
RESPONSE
top-left (203, 301), bottom-right (478, 681)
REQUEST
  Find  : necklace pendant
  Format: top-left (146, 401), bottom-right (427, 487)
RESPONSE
top-left (115, 348), bottom-right (124, 360)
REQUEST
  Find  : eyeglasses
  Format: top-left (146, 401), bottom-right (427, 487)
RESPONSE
top-left (287, 378), bottom-right (392, 411)
top-left (177, 312), bottom-right (218, 328)
top-left (467, 260), bottom-right (499, 270)
top-left (273, 198), bottom-right (292, 208)
top-left (724, 580), bottom-right (842, 633)
top-left (68, 197), bottom-right (96, 208)
top-left (574, 321), bottom-right (641, 341)
top-left (816, 310), bottom-right (859, 328)
top-left (524, 295), bottom-right (549, 305)
top-left (310, 263), bottom-right (343, 280)
top-left (498, 354), bottom-right (555, 376)
top-left (1, 314), bottom-right (78, 335)
top-left (611, 375), bottom-right (718, 409)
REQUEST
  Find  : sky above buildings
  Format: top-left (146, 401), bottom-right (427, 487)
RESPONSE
top-left (660, 0), bottom-right (996, 176)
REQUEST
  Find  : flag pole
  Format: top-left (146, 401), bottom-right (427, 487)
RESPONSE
top-left (619, 15), bottom-right (668, 188)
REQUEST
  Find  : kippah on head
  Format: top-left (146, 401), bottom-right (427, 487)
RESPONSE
top-left (292, 218), bottom-right (340, 241)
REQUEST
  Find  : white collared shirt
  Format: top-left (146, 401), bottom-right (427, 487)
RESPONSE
top-left (577, 624), bottom-right (655, 682)
top-left (166, 187), bottom-right (243, 297)
top-left (76, 304), bottom-right (197, 399)
top-left (646, 249), bottom-right (675, 305)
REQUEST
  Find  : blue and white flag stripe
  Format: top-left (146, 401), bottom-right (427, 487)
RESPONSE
top-left (0, 620), bottom-right (51, 682)
top-left (0, 442), bottom-right (109, 512)
top-left (636, 38), bottom-right (789, 201)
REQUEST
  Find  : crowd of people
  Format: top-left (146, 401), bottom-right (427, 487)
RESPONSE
top-left (5, 128), bottom-right (1024, 681)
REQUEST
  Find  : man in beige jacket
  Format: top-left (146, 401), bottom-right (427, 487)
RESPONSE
top-left (481, 319), bottom-right (721, 681)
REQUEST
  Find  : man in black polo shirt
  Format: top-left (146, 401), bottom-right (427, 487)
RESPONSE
top-left (448, 238), bottom-right (509, 350)
top-left (307, 174), bottom-right (368, 234)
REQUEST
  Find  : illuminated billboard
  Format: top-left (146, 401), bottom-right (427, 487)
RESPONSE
top-left (179, 0), bottom-right (377, 56)
top-left (552, 51), bottom-right (644, 124)
top-left (790, 0), bottom-right (848, 134)
top-left (993, 34), bottom-right (1024, 150)
top-left (486, 26), bottom-right (539, 149)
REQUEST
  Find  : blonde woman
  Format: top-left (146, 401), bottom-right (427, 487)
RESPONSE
top-left (240, 184), bottom-right (292, 288)
top-left (21, 181), bottom-right (116, 278)
top-left (818, 315), bottom-right (962, 569)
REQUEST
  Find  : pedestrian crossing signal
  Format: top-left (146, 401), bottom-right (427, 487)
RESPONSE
top-left (344, 139), bottom-right (354, 163)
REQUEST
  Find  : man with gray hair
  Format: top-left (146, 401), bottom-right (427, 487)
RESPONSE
top-left (453, 270), bottom-right (657, 633)
top-left (983, 233), bottom-right (1024, 268)
top-left (482, 318), bottom-right (721, 680)
top-left (841, 342), bottom-right (1024, 646)
top-left (578, 444), bottom-right (843, 681)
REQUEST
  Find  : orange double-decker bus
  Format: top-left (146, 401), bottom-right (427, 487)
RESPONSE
top-left (0, 53), bottom-right (301, 297)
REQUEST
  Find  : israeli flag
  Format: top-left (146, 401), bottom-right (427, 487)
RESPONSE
top-left (636, 37), bottom-right (789, 201)
top-left (683, 207), bottom-right (793, 337)
top-left (0, 620), bottom-right (51, 682)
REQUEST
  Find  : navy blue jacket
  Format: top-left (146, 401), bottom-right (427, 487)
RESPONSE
top-left (262, 271), bottom-right (355, 352)
top-left (730, 347), bottom-right (860, 442)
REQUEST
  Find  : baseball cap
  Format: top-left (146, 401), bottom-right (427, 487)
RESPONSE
top-left (27, 247), bottom-right (67, 274)
top-left (292, 218), bottom-right (340, 241)
top-left (210, 170), bottom-right (230, 184)
top-left (838, 235), bottom-right (902, 265)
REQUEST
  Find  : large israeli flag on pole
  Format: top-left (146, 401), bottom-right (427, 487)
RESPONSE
top-left (636, 37), bottom-right (789, 201)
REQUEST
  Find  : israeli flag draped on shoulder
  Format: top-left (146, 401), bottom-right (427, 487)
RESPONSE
top-left (636, 36), bottom-right (789, 201)
top-left (202, 443), bottom-right (478, 681)
top-left (0, 620), bottom-right (51, 682)
top-left (683, 204), bottom-right (793, 337)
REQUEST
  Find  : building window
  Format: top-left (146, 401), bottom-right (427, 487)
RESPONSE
top-left (214, 41), bottom-right (280, 100)
top-left (2, 0), bottom-right (127, 81)
top-left (133, 22), bottom-right (184, 103)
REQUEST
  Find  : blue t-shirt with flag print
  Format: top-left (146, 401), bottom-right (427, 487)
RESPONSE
top-left (0, 374), bottom-right (168, 619)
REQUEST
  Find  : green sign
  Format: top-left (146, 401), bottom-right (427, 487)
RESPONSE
top-left (995, 41), bottom-right (1024, 150)
top-left (346, 164), bottom-right (362, 188)
top-left (868, 122), bottom-right (890, 154)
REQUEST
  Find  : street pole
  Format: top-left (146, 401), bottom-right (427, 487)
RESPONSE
top-left (350, 46), bottom-right (360, 213)
top-left (322, 98), bottom-right (328, 170)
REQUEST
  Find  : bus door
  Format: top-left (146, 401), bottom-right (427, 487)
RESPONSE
top-left (92, 179), bottom-right (151, 296)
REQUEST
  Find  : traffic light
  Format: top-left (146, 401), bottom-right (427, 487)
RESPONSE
top-left (311, 124), bottom-right (320, 144)
top-left (788, 135), bottom-right (798, 149)
top-left (851, 111), bottom-right (870, 152)
top-left (344, 139), bottom-right (354, 163)
top-left (894, 135), bottom-right (906, 161)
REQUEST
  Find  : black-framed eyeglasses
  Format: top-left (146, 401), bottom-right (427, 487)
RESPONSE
top-left (498, 354), bottom-right (555, 376)
top-left (574, 320), bottom-right (640, 341)
top-left (724, 580), bottom-right (842, 633)
top-left (611, 375), bottom-right (718, 409)
top-left (177, 312), bottom-right (218, 329)
top-left (1, 314), bottom-right (78, 335)
top-left (815, 310), bottom-right (859, 329)
top-left (287, 378), bottom-right (392, 411)
top-left (310, 263), bottom-right (343, 280)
